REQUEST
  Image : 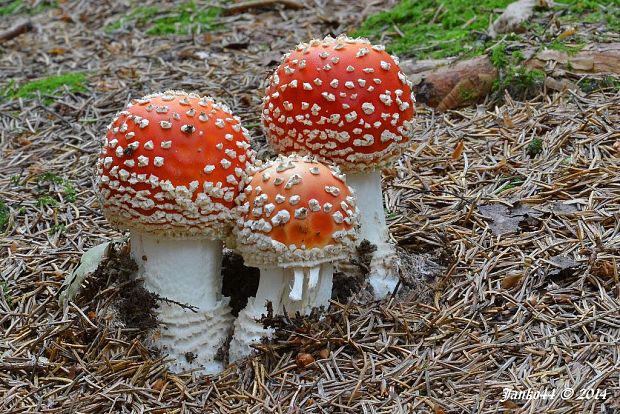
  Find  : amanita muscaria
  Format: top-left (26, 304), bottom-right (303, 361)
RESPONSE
top-left (96, 90), bottom-right (255, 374)
top-left (229, 154), bottom-right (359, 361)
top-left (261, 34), bottom-right (416, 299)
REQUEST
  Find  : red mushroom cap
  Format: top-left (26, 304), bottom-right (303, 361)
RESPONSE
top-left (261, 35), bottom-right (415, 173)
top-left (235, 154), bottom-right (358, 268)
top-left (96, 90), bottom-right (255, 239)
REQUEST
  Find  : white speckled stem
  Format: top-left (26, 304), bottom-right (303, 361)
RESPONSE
top-left (230, 263), bottom-right (335, 362)
top-left (229, 267), bottom-right (285, 362)
top-left (345, 170), bottom-right (400, 299)
top-left (130, 232), bottom-right (232, 374)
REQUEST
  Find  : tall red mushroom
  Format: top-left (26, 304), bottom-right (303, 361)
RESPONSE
top-left (96, 90), bottom-right (255, 374)
top-left (229, 154), bottom-right (358, 361)
top-left (261, 35), bottom-right (416, 298)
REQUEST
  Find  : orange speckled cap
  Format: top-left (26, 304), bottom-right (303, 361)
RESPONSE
top-left (96, 90), bottom-right (256, 239)
top-left (235, 154), bottom-right (359, 268)
top-left (262, 35), bottom-right (415, 173)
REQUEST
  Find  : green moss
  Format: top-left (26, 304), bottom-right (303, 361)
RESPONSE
top-left (1, 281), bottom-right (13, 308)
top-left (104, 6), bottom-right (160, 32)
top-left (579, 76), bottom-right (620, 94)
top-left (36, 196), bottom-right (58, 208)
top-left (37, 172), bottom-right (77, 203)
top-left (557, 0), bottom-right (620, 31)
top-left (547, 40), bottom-right (584, 55)
top-left (0, 0), bottom-right (56, 16)
top-left (353, 0), bottom-right (514, 59)
top-left (458, 85), bottom-right (476, 101)
top-left (0, 200), bottom-right (9, 232)
top-left (490, 44), bottom-right (509, 68)
top-left (494, 66), bottom-right (545, 94)
top-left (527, 137), bottom-right (544, 157)
top-left (105, 1), bottom-right (222, 35)
top-left (497, 176), bottom-right (524, 193)
top-left (2, 72), bottom-right (87, 102)
top-left (49, 223), bottom-right (66, 235)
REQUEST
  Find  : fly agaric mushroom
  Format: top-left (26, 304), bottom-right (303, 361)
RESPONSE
top-left (96, 90), bottom-right (255, 374)
top-left (261, 35), bottom-right (415, 299)
top-left (229, 154), bottom-right (358, 361)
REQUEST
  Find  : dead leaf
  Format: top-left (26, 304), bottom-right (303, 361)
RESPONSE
top-left (16, 134), bottom-right (32, 146)
top-left (434, 405), bottom-right (446, 414)
top-left (557, 28), bottom-right (576, 39)
top-left (451, 141), bottom-right (464, 160)
top-left (262, 51), bottom-right (283, 66)
top-left (296, 353), bottom-right (315, 368)
top-left (151, 379), bottom-right (165, 391)
top-left (115, 67), bottom-right (138, 79)
top-left (489, 0), bottom-right (537, 38)
top-left (592, 260), bottom-right (616, 278)
top-left (548, 255), bottom-right (578, 280)
top-left (478, 202), bottom-right (542, 236)
top-left (48, 47), bottom-right (66, 55)
top-left (502, 112), bottom-right (514, 128)
top-left (501, 272), bottom-right (523, 289)
top-left (502, 399), bottom-right (519, 409)
top-left (94, 79), bottom-right (123, 92)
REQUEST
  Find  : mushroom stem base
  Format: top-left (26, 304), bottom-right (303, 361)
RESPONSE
top-left (130, 232), bottom-right (232, 373)
top-left (366, 242), bottom-right (401, 299)
top-left (153, 299), bottom-right (233, 374)
top-left (345, 170), bottom-right (401, 299)
top-left (229, 263), bottom-right (334, 362)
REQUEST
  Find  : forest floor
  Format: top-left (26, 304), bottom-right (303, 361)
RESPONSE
top-left (1, 0), bottom-right (619, 413)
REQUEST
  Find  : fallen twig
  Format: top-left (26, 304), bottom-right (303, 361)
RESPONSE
top-left (0, 20), bottom-right (33, 45)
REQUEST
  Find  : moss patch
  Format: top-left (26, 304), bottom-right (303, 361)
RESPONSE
top-left (2, 72), bottom-right (88, 102)
top-left (37, 172), bottom-right (77, 203)
top-left (0, 0), bottom-right (57, 16)
top-left (491, 44), bottom-right (545, 99)
top-left (353, 0), bottom-right (514, 59)
top-left (0, 200), bottom-right (9, 232)
top-left (578, 76), bottom-right (620, 94)
top-left (527, 137), bottom-right (544, 157)
top-left (355, 0), bottom-right (619, 60)
top-left (105, 1), bottom-right (222, 35)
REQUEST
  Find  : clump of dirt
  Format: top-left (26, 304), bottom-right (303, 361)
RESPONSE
top-left (332, 240), bottom-right (376, 303)
top-left (221, 249), bottom-right (259, 316)
top-left (395, 246), bottom-right (451, 304)
top-left (76, 240), bottom-right (158, 334)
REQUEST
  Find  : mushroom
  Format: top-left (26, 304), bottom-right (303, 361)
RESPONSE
top-left (261, 35), bottom-right (416, 299)
top-left (229, 154), bottom-right (358, 361)
top-left (96, 90), bottom-right (255, 374)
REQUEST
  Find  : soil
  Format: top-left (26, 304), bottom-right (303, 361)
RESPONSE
top-left (221, 249), bottom-right (260, 316)
top-left (76, 240), bottom-right (159, 334)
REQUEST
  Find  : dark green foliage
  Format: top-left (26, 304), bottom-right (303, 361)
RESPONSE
top-left (0, 200), bottom-right (9, 232)
top-left (527, 138), bottom-right (544, 157)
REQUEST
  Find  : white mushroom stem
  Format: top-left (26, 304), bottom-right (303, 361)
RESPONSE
top-left (229, 267), bottom-right (285, 362)
top-left (344, 170), bottom-right (400, 299)
top-left (229, 263), bottom-right (334, 362)
top-left (130, 231), bottom-right (232, 374)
